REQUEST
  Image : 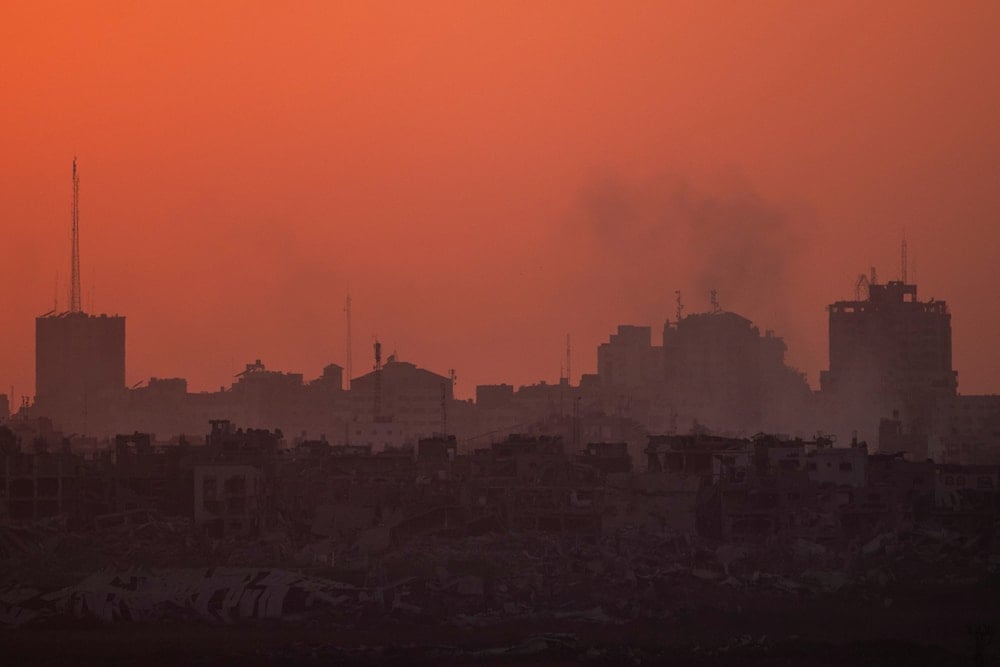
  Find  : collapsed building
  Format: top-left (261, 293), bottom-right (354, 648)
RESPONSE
top-left (581, 311), bottom-right (814, 437)
top-left (1, 416), bottom-right (996, 643)
top-left (2, 419), bottom-right (992, 550)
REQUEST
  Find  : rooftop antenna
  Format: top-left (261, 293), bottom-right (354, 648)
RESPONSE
top-left (70, 157), bottom-right (82, 313)
top-left (344, 291), bottom-right (352, 390)
top-left (901, 233), bottom-right (908, 284)
top-left (674, 290), bottom-right (684, 322)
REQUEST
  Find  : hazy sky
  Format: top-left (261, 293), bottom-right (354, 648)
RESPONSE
top-left (2, 2), bottom-right (998, 400)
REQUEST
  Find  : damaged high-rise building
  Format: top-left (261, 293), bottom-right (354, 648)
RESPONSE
top-left (820, 279), bottom-right (957, 453)
top-left (661, 311), bottom-right (813, 436)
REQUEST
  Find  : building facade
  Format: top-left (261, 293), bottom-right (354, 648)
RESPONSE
top-left (820, 280), bottom-right (956, 450)
top-left (35, 312), bottom-right (126, 436)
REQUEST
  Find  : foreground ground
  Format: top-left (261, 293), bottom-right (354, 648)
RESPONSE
top-left (2, 578), bottom-right (995, 666)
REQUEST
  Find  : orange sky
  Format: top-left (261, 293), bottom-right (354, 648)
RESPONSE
top-left (1, 2), bottom-right (999, 401)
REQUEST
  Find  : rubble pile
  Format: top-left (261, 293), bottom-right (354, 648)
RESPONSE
top-left (0, 568), bottom-right (365, 628)
top-left (2, 516), bottom-right (996, 630)
top-left (0, 513), bottom-right (210, 586)
top-left (1, 425), bottom-right (996, 667)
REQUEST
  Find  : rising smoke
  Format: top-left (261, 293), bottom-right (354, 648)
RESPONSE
top-left (576, 170), bottom-right (801, 337)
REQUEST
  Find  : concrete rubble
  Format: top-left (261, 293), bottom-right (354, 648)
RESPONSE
top-left (1, 513), bottom-right (996, 631)
top-left (1, 426), bottom-right (997, 665)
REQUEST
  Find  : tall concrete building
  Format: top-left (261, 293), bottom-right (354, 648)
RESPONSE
top-left (597, 325), bottom-right (663, 395)
top-left (32, 159), bottom-right (126, 436)
top-left (820, 280), bottom-right (956, 452)
top-left (35, 311), bottom-right (126, 435)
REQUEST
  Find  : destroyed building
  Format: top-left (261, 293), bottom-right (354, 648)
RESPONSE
top-left (661, 312), bottom-right (813, 436)
top-left (927, 393), bottom-right (1000, 464)
top-left (1, 412), bottom-right (997, 657)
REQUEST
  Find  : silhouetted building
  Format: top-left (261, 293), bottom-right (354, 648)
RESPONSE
top-left (820, 279), bottom-right (956, 448)
top-left (349, 357), bottom-right (454, 443)
top-left (194, 464), bottom-right (264, 537)
top-left (230, 359), bottom-right (305, 429)
top-left (576, 441), bottom-right (632, 475)
top-left (597, 325), bottom-right (663, 396)
top-left (661, 311), bottom-right (812, 435)
top-left (476, 384), bottom-right (514, 410)
top-left (928, 394), bottom-right (1000, 464)
top-left (35, 312), bottom-right (126, 436)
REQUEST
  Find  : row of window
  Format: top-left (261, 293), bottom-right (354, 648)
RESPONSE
top-left (941, 475), bottom-right (994, 488)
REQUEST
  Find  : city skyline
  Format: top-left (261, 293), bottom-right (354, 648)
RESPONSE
top-left (1, 157), bottom-right (992, 408)
top-left (2, 3), bottom-right (999, 400)
top-left (1, 5), bottom-right (997, 660)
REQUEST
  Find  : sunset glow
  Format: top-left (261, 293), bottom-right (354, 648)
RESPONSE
top-left (2, 2), bottom-right (998, 399)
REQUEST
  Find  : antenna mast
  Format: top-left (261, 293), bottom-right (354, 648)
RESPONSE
top-left (344, 292), bottom-right (353, 390)
top-left (70, 158), bottom-right (82, 313)
top-left (565, 334), bottom-right (571, 386)
top-left (373, 338), bottom-right (382, 420)
top-left (901, 235), bottom-right (908, 283)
